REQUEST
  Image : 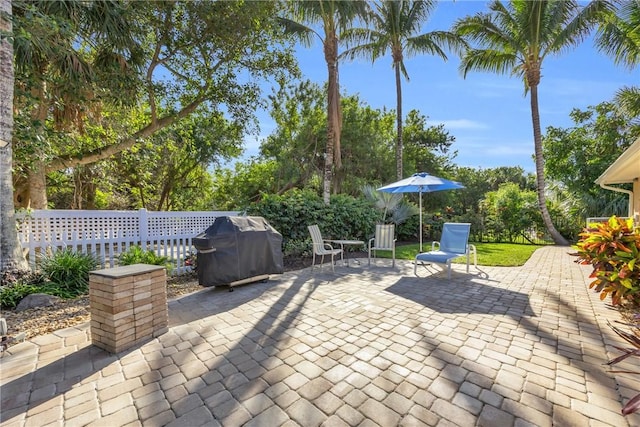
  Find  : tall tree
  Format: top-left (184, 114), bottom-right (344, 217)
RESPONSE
top-left (12, 1), bottom-right (294, 209)
top-left (342, 0), bottom-right (464, 180)
top-left (594, 0), bottom-right (640, 117)
top-left (453, 0), bottom-right (606, 245)
top-left (543, 101), bottom-right (640, 214)
top-left (12, 0), bottom-right (144, 209)
top-left (279, 0), bottom-right (368, 204)
top-left (0, 0), bottom-right (29, 271)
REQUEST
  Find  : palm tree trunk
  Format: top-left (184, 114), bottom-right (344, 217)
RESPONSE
top-left (323, 30), bottom-right (341, 205)
top-left (530, 84), bottom-right (569, 246)
top-left (0, 0), bottom-right (29, 271)
top-left (395, 63), bottom-right (403, 180)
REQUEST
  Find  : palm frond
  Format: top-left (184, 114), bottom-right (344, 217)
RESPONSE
top-left (550, 0), bottom-right (607, 56)
top-left (277, 17), bottom-right (319, 47)
top-left (454, 13), bottom-right (516, 51)
top-left (403, 0), bottom-right (437, 35)
top-left (406, 31), bottom-right (466, 59)
top-left (614, 86), bottom-right (640, 122)
top-left (593, 0), bottom-right (640, 69)
top-left (340, 41), bottom-right (387, 63)
top-left (458, 48), bottom-right (519, 78)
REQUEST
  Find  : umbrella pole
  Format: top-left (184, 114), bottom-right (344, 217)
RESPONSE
top-left (419, 190), bottom-right (423, 252)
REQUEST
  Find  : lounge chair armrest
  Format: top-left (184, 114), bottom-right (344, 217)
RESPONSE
top-left (432, 241), bottom-right (440, 250)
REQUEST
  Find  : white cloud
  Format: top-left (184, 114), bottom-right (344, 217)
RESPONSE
top-left (430, 119), bottom-right (490, 130)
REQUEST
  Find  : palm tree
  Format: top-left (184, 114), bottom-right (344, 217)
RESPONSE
top-left (279, 1), bottom-right (368, 204)
top-left (453, 0), bottom-right (607, 246)
top-left (0, 0), bottom-right (29, 271)
top-left (342, 0), bottom-right (465, 180)
top-left (594, 0), bottom-right (640, 118)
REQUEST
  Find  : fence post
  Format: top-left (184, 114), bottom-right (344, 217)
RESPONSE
top-left (139, 208), bottom-right (148, 248)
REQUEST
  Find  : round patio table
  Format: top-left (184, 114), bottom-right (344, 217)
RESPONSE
top-left (326, 239), bottom-right (365, 266)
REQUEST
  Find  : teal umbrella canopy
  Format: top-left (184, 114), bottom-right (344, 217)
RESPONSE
top-left (378, 172), bottom-right (465, 251)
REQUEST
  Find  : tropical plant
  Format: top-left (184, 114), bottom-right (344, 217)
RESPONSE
top-left (453, 0), bottom-right (607, 246)
top-left (39, 248), bottom-right (99, 298)
top-left (279, 0), bottom-right (368, 204)
top-left (118, 246), bottom-right (172, 272)
top-left (0, 282), bottom-right (39, 309)
top-left (247, 188), bottom-right (379, 247)
top-left (572, 216), bottom-right (640, 306)
top-left (0, 0), bottom-right (29, 272)
top-left (342, 0), bottom-right (465, 180)
top-left (543, 101), bottom-right (640, 203)
top-left (599, 0), bottom-right (640, 124)
top-left (361, 184), bottom-right (417, 225)
top-left (594, 0), bottom-right (640, 70)
top-left (481, 182), bottom-right (541, 243)
top-left (606, 319), bottom-right (640, 416)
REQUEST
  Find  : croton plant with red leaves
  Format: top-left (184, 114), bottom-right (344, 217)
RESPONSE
top-left (573, 216), bottom-right (640, 416)
top-left (573, 216), bottom-right (640, 306)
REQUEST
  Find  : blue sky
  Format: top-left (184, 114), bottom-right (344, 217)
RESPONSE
top-left (238, 0), bottom-right (639, 173)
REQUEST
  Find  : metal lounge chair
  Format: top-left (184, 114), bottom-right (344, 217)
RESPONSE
top-left (308, 225), bottom-right (343, 272)
top-left (414, 222), bottom-right (477, 279)
top-left (368, 223), bottom-right (396, 267)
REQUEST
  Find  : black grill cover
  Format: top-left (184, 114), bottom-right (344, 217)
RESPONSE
top-left (193, 216), bottom-right (283, 287)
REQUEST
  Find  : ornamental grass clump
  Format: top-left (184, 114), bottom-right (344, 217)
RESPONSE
top-left (573, 216), bottom-right (640, 306)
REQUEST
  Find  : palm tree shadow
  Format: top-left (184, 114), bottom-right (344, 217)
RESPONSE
top-left (386, 274), bottom-right (536, 317)
top-left (413, 262), bottom-right (492, 281)
top-left (0, 270), bottom-right (322, 424)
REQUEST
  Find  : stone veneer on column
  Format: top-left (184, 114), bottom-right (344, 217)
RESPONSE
top-left (89, 264), bottom-right (168, 353)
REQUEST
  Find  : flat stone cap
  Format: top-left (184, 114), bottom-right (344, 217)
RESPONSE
top-left (90, 263), bottom-right (165, 278)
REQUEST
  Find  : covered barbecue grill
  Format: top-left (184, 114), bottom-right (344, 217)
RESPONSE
top-left (192, 216), bottom-right (283, 289)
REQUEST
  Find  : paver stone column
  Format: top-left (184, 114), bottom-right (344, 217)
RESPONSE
top-left (89, 263), bottom-right (168, 353)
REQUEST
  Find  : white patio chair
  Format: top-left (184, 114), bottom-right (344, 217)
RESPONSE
top-left (368, 223), bottom-right (396, 267)
top-left (414, 222), bottom-right (477, 279)
top-left (308, 225), bottom-right (342, 272)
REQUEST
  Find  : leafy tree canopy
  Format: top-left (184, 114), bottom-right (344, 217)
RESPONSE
top-left (11, 0), bottom-right (297, 208)
top-left (543, 100), bottom-right (640, 198)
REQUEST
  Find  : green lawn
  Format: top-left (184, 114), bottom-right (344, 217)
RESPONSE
top-left (380, 242), bottom-right (546, 267)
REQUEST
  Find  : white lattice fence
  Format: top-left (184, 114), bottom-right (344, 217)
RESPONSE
top-left (16, 209), bottom-right (240, 274)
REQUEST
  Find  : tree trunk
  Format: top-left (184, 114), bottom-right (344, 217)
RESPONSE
top-left (530, 84), bottom-right (569, 246)
top-left (395, 63), bottom-right (403, 180)
top-left (0, 0), bottom-right (29, 271)
top-left (323, 30), bottom-right (341, 205)
top-left (20, 95), bottom-right (50, 209)
top-left (27, 159), bottom-right (48, 209)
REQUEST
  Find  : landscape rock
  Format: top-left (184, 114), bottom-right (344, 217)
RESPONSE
top-left (16, 293), bottom-right (62, 312)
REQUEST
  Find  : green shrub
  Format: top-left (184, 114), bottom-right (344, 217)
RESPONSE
top-left (283, 238), bottom-right (311, 258)
top-left (39, 248), bottom-right (99, 298)
top-left (118, 246), bottom-right (172, 272)
top-left (0, 282), bottom-right (39, 309)
top-left (572, 216), bottom-right (640, 306)
top-left (247, 189), bottom-right (379, 249)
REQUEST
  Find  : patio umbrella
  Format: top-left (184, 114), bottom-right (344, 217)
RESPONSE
top-left (377, 172), bottom-right (465, 252)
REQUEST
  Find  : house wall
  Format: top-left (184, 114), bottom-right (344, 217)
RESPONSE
top-left (634, 179), bottom-right (640, 225)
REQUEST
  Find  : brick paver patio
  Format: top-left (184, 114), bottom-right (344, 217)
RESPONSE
top-left (1, 246), bottom-right (639, 426)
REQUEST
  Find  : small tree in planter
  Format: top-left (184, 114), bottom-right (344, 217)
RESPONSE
top-left (573, 216), bottom-right (640, 306)
top-left (573, 215), bottom-right (640, 416)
